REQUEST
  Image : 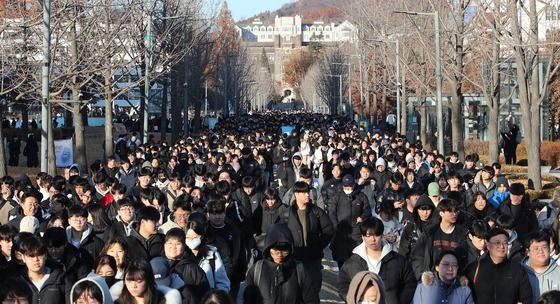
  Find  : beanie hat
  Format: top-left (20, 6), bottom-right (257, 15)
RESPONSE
top-left (496, 177), bottom-right (509, 190)
top-left (509, 183), bottom-right (525, 195)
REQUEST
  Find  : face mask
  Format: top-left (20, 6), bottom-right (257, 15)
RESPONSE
top-left (343, 189), bottom-right (353, 195)
top-left (358, 302), bottom-right (377, 304)
top-left (186, 237), bottom-right (202, 250)
top-left (104, 275), bottom-right (117, 287)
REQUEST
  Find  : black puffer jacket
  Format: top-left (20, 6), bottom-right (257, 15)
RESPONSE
top-left (338, 242), bottom-right (416, 304)
top-left (328, 190), bottom-right (371, 261)
top-left (243, 223), bottom-right (318, 304)
top-left (398, 195), bottom-right (436, 259)
top-left (126, 229), bottom-right (164, 261)
top-left (20, 267), bottom-right (69, 304)
top-left (284, 203), bottom-right (334, 261)
top-left (497, 195), bottom-right (538, 241)
top-left (168, 251), bottom-right (211, 304)
top-left (465, 255), bottom-right (532, 304)
top-left (253, 199), bottom-right (289, 252)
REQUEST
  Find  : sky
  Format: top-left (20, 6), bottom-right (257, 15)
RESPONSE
top-left (227, 0), bottom-right (293, 21)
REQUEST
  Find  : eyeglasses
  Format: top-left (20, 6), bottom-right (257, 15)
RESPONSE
top-left (530, 246), bottom-right (549, 253)
top-left (439, 263), bottom-right (459, 269)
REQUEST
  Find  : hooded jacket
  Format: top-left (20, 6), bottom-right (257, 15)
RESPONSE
top-left (398, 195), bottom-right (436, 259)
top-left (70, 273), bottom-right (113, 304)
top-left (20, 266), bottom-right (68, 304)
top-left (66, 224), bottom-right (104, 269)
top-left (412, 271), bottom-right (474, 304)
top-left (338, 241), bottom-right (416, 304)
top-left (244, 223), bottom-right (318, 304)
top-left (345, 271), bottom-right (387, 304)
top-left (522, 257), bottom-right (560, 304)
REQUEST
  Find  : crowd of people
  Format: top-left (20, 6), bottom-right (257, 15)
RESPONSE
top-left (0, 112), bottom-right (559, 304)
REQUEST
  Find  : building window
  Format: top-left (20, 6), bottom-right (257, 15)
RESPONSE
top-left (268, 34), bottom-right (272, 39)
top-left (253, 26), bottom-right (259, 32)
top-left (325, 26), bottom-right (331, 31)
top-left (546, 5), bottom-right (552, 20)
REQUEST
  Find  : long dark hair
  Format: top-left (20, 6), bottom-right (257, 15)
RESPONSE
top-left (86, 204), bottom-right (111, 233)
top-left (118, 260), bottom-right (161, 304)
top-left (101, 238), bottom-right (129, 270)
top-left (186, 212), bottom-right (209, 258)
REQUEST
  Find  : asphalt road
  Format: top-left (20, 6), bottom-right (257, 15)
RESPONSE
top-left (320, 248), bottom-right (345, 303)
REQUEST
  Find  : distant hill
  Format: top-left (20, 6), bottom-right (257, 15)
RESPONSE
top-left (239, 0), bottom-right (345, 25)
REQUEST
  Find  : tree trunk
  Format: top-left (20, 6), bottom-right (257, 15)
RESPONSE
top-left (21, 104), bottom-right (28, 129)
top-left (372, 92), bottom-right (378, 126)
top-left (170, 70), bottom-right (182, 143)
top-left (488, 8), bottom-right (501, 165)
top-left (71, 11), bottom-right (87, 170)
top-left (0, 107), bottom-right (7, 177)
top-left (382, 68), bottom-right (387, 122)
top-left (450, 82), bottom-right (464, 159)
top-left (418, 87), bottom-right (427, 145)
top-left (511, 0), bottom-right (542, 189)
top-left (160, 79), bottom-right (168, 141)
top-left (47, 106), bottom-right (56, 175)
top-left (401, 64), bottom-right (407, 137)
top-left (104, 70), bottom-right (113, 159)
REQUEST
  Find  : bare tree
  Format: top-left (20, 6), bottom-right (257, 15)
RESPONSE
top-left (315, 49), bottom-right (348, 115)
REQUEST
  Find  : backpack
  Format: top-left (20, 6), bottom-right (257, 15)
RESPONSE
top-left (515, 132), bottom-right (522, 144)
top-left (253, 259), bottom-right (305, 288)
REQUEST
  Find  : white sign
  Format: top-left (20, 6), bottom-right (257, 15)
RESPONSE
top-left (54, 138), bottom-right (73, 168)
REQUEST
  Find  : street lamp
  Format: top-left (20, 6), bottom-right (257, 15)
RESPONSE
top-left (394, 10), bottom-right (444, 154)
top-left (327, 74), bottom-right (343, 115)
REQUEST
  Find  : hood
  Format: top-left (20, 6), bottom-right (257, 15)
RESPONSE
top-left (413, 194), bottom-right (436, 223)
top-left (70, 163), bottom-right (83, 177)
top-left (508, 230), bottom-right (518, 244)
top-left (70, 273), bottom-right (113, 304)
top-left (353, 240), bottom-right (392, 263)
top-left (522, 256), bottom-right (560, 276)
top-left (66, 224), bottom-right (93, 245)
top-left (291, 152), bottom-right (303, 168)
top-left (264, 223), bottom-right (294, 258)
top-left (346, 271), bottom-right (386, 304)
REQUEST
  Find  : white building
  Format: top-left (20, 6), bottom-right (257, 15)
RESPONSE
top-left (241, 15), bottom-right (356, 44)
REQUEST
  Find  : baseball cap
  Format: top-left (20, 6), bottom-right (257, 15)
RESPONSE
top-left (342, 175), bottom-right (355, 187)
top-left (427, 182), bottom-right (440, 197)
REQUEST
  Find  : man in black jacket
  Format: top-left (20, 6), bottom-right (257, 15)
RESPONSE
top-left (338, 217), bottom-right (416, 304)
top-left (283, 181), bottom-right (334, 296)
top-left (244, 223), bottom-right (318, 304)
top-left (465, 227), bottom-right (532, 304)
top-left (497, 183), bottom-right (538, 242)
top-left (17, 235), bottom-right (68, 303)
top-left (410, 198), bottom-right (468, 279)
top-left (126, 206), bottom-right (165, 261)
top-left (66, 206), bottom-right (105, 270)
top-left (328, 174), bottom-right (372, 268)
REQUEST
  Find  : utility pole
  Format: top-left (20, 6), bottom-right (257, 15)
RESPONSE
top-left (41, 0), bottom-right (51, 173)
top-left (143, 14), bottom-right (152, 144)
top-left (396, 39), bottom-right (401, 134)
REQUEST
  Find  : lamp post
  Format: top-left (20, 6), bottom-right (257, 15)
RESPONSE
top-left (394, 10), bottom-right (443, 154)
top-left (41, 0), bottom-right (51, 172)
